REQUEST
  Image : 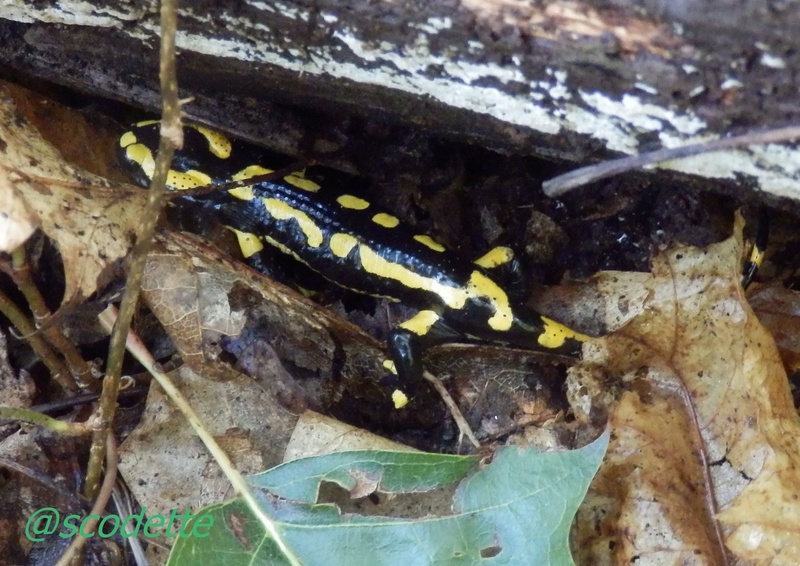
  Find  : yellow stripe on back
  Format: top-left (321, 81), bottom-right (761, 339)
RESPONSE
top-left (392, 389), bottom-right (410, 409)
top-left (358, 244), bottom-right (470, 309)
top-left (122, 134), bottom-right (210, 190)
top-left (263, 198), bottom-right (324, 247)
top-left (467, 271), bottom-right (512, 331)
top-left (330, 233), bottom-right (359, 258)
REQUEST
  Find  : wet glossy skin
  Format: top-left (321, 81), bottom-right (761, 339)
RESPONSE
top-left (119, 122), bottom-right (589, 407)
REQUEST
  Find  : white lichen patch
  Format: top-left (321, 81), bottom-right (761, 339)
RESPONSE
top-left (247, 1), bottom-right (276, 14)
top-left (413, 17), bottom-right (452, 34)
top-left (653, 132), bottom-right (800, 201)
top-left (1, 0), bottom-right (144, 25)
top-left (635, 82), bottom-right (658, 95)
top-left (269, 0), bottom-right (307, 21)
top-left (466, 40), bottom-right (484, 54)
top-left (572, 91), bottom-right (706, 153)
top-left (759, 53), bottom-right (786, 69)
top-left (172, 19), bottom-right (800, 199)
top-left (721, 77), bottom-right (744, 90)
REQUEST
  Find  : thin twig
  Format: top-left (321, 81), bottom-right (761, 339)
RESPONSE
top-left (0, 456), bottom-right (93, 509)
top-left (55, 433), bottom-right (118, 566)
top-left (423, 370), bottom-right (480, 449)
top-left (83, 0), bottom-right (181, 499)
top-left (542, 124), bottom-right (800, 197)
top-left (0, 407), bottom-right (90, 435)
top-left (98, 306), bottom-right (302, 565)
top-left (0, 288), bottom-right (76, 392)
top-left (161, 160), bottom-right (313, 200)
top-left (7, 247), bottom-right (97, 390)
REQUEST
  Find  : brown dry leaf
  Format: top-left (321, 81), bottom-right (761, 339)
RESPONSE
top-left (748, 284), bottom-right (800, 373)
top-left (117, 363), bottom-right (296, 547)
top-left (572, 213), bottom-right (800, 565)
top-left (141, 231), bottom-right (400, 407)
top-left (141, 246), bottom-right (248, 372)
top-left (0, 85), bottom-right (146, 304)
top-left (0, 165), bottom-right (37, 252)
top-left (284, 411), bottom-right (419, 461)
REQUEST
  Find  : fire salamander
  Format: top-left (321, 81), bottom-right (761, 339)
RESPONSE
top-left (119, 121), bottom-right (590, 408)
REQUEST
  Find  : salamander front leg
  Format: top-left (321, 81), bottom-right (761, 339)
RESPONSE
top-left (384, 310), bottom-right (460, 408)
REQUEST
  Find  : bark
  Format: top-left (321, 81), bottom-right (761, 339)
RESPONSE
top-left (1, 0), bottom-right (799, 201)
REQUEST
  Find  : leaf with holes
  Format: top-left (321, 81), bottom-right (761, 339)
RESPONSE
top-left (167, 437), bottom-right (608, 565)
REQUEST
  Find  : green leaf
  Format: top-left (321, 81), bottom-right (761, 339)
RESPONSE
top-left (250, 450), bottom-right (479, 502)
top-left (167, 433), bottom-right (608, 566)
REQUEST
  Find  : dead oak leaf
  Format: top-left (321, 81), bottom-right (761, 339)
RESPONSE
top-left (748, 283), bottom-right (800, 373)
top-left (573, 214), bottom-right (800, 564)
top-left (0, 88), bottom-right (146, 304)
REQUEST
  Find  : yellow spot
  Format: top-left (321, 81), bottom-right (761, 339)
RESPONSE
top-left (330, 233), bottom-right (358, 258)
top-left (193, 125), bottom-right (232, 159)
top-left (228, 186), bottom-right (255, 201)
top-left (228, 229), bottom-right (263, 257)
top-left (467, 271), bottom-right (513, 331)
top-left (474, 246), bottom-right (514, 269)
top-left (135, 119), bottom-right (159, 127)
top-left (125, 143), bottom-right (155, 178)
top-left (392, 389), bottom-right (409, 409)
top-left (233, 165), bottom-right (320, 193)
top-left (372, 213), bottom-right (400, 228)
top-left (399, 310), bottom-right (440, 336)
top-left (383, 359), bottom-right (397, 374)
top-left (285, 172), bottom-right (320, 192)
top-left (537, 316), bottom-right (591, 349)
top-left (414, 234), bottom-right (446, 252)
top-left (359, 245), bottom-right (470, 309)
top-left (748, 247), bottom-right (765, 269)
top-left (124, 140), bottom-right (210, 190)
top-left (119, 131), bottom-right (137, 148)
top-left (233, 164), bottom-right (273, 181)
top-left (167, 169), bottom-right (212, 190)
top-left (337, 195), bottom-right (370, 210)
top-left (263, 198), bottom-right (324, 247)
top-left (229, 166), bottom-right (271, 200)
top-left (297, 286), bottom-right (317, 298)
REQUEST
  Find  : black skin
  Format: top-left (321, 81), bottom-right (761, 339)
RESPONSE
top-left (120, 123), bottom-right (585, 401)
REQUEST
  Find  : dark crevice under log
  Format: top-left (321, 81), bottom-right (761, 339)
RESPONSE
top-left (0, 0), bottom-right (798, 202)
